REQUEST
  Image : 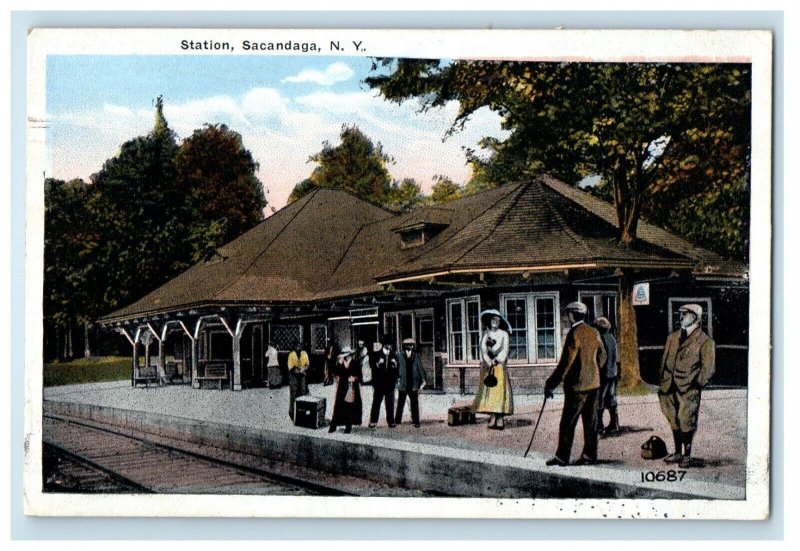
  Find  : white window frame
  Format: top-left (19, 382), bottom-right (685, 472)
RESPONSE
top-left (500, 291), bottom-right (561, 365)
top-left (445, 295), bottom-right (481, 364)
top-left (268, 324), bottom-right (304, 352)
top-left (310, 323), bottom-right (328, 354)
top-left (668, 297), bottom-right (713, 339)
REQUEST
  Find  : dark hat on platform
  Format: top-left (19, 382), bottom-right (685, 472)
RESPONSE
top-left (480, 309), bottom-right (510, 332)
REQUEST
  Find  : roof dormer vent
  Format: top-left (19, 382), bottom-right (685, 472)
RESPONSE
top-left (393, 221), bottom-right (449, 249)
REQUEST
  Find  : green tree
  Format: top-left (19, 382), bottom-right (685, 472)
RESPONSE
top-left (175, 123), bottom-right (267, 262)
top-left (88, 96), bottom-right (182, 313)
top-left (289, 125), bottom-right (394, 204)
top-left (428, 175), bottom-right (463, 204)
top-left (44, 178), bottom-right (96, 360)
top-left (385, 177), bottom-right (423, 211)
top-left (367, 60), bottom-right (750, 388)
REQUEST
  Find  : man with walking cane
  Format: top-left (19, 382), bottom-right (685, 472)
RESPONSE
top-left (543, 302), bottom-right (606, 466)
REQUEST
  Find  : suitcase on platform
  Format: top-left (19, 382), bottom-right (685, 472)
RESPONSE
top-left (447, 405), bottom-right (476, 426)
top-left (294, 396), bottom-right (326, 429)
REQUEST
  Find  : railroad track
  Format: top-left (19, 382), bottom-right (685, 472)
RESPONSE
top-left (43, 414), bottom-right (354, 496)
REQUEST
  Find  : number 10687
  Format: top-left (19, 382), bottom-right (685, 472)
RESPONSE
top-left (640, 470), bottom-right (687, 482)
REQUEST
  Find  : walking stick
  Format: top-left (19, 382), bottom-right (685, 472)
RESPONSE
top-left (524, 395), bottom-right (549, 458)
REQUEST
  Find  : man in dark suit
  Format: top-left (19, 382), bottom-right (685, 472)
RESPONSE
top-left (544, 301), bottom-right (607, 466)
top-left (395, 338), bottom-right (427, 428)
top-left (369, 335), bottom-right (399, 428)
top-left (659, 303), bottom-right (715, 468)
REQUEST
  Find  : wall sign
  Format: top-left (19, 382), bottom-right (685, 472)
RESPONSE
top-left (632, 282), bottom-right (650, 306)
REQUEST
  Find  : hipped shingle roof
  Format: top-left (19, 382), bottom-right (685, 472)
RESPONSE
top-left (98, 176), bottom-right (744, 322)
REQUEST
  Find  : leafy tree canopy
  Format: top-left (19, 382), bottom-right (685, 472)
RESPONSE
top-left (289, 124), bottom-right (394, 204)
top-left (175, 123), bottom-right (267, 262)
top-left (367, 60), bottom-right (751, 259)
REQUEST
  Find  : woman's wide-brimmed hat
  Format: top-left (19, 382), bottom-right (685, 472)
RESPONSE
top-left (480, 309), bottom-right (510, 332)
top-left (339, 346), bottom-right (354, 358)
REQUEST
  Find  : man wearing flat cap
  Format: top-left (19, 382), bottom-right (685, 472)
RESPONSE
top-left (659, 303), bottom-right (715, 468)
top-left (544, 301), bottom-right (607, 466)
top-left (395, 338), bottom-right (427, 428)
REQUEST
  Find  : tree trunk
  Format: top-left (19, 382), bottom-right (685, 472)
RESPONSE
top-left (84, 321), bottom-right (92, 358)
top-left (67, 325), bottom-right (73, 359)
top-left (617, 270), bottom-right (642, 389)
top-left (56, 325), bottom-right (62, 362)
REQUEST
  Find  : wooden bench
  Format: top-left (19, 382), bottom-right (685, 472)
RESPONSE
top-left (197, 363), bottom-right (228, 390)
top-left (133, 366), bottom-right (160, 388)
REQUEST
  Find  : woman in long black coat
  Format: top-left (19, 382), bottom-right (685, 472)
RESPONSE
top-left (328, 346), bottom-right (363, 433)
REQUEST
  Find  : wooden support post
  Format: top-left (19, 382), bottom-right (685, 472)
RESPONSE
top-left (132, 341), bottom-right (139, 387)
top-left (147, 322), bottom-right (166, 384)
top-left (191, 336), bottom-right (200, 389)
top-left (232, 318), bottom-right (246, 391)
top-left (232, 332), bottom-right (242, 391)
top-left (158, 339), bottom-right (166, 384)
top-left (118, 328), bottom-right (137, 387)
top-left (177, 321), bottom-right (193, 383)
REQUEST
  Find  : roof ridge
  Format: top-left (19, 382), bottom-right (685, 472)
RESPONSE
top-left (537, 180), bottom-right (596, 258)
top-left (317, 186), bottom-right (399, 216)
top-left (398, 182), bottom-right (525, 267)
top-left (446, 181), bottom-right (533, 267)
top-left (328, 222), bottom-right (370, 282)
top-left (211, 188), bottom-right (321, 300)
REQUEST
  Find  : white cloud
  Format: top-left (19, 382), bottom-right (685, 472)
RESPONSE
top-left (281, 62), bottom-right (354, 86)
top-left (49, 86), bottom-right (509, 212)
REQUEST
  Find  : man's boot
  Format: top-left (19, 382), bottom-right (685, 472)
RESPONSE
top-left (597, 408), bottom-right (606, 434)
top-left (679, 431), bottom-right (703, 467)
top-left (664, 430), bottom-right (683, 463)
top-left (606, 406), bottom-right (621, 434)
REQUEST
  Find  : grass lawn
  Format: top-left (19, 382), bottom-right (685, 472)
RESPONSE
top-left (44, 356), bottom-right (131, 387)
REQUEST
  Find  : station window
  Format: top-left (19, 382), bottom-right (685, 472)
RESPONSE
top-left (269, 324), bottom-right (303, 352)
top-left (446, 296), bottom-right (481, 363)
top-left (310, 324), bottom-right (327, 354)
top-left (500, 292), bottom-right (561, 364)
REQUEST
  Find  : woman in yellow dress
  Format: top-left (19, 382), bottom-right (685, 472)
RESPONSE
top-left (472, 309), bottom-right (514, 430)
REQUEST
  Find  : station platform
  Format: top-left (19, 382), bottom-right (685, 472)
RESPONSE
top-left (43, 380), bottom-right (747, 500)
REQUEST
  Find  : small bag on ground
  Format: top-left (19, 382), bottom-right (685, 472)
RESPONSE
top-left (447, 405), bottom-right (477, 426)
top-left (641, 435), bottom-right (668, 460)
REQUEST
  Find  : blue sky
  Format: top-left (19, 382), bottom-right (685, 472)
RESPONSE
top-left (46, 55), bottom-right (507, 210)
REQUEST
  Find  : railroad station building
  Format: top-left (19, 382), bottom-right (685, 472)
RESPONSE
top-left (97, 175), bottom-right (748, 393)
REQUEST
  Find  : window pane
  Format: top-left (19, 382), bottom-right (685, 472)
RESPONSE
top-left (466, 299), bottom-right (480, 361)
top-left (534, 297), bottom-right (556, 361)
top-left (419, 318), bottom-right (433, 344)
top-left (469, 332), bottom-right (480, 361)
top-left (311, 324), bottom-right (327, 353)
top-left (450, 303), bottom-right (463, 330)
top-left (449, 302), bottom-right (464, 362)
top-left (452, 333), bottom-right (464, 362)
top-left (536, 298), bottom-right (555, 329)
top-left (505, 298), bottom-right (528, 360)
top-left (537, 330), bottom-right (556, 360)
top-left (467, 301), bottom-right (480, 331)
top-left (271, 325), bottom-right (302, 351)
top-left (603, 295), bottom-right (617, 332)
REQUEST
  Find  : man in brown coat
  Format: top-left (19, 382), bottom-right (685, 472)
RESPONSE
top-left (659, 303), bottom-right (715, 468)
top-left (544, 301), bottom-right (607, 466)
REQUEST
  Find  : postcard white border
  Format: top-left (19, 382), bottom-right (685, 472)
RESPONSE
top-left (24, 28), bottom-right (773, 520)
